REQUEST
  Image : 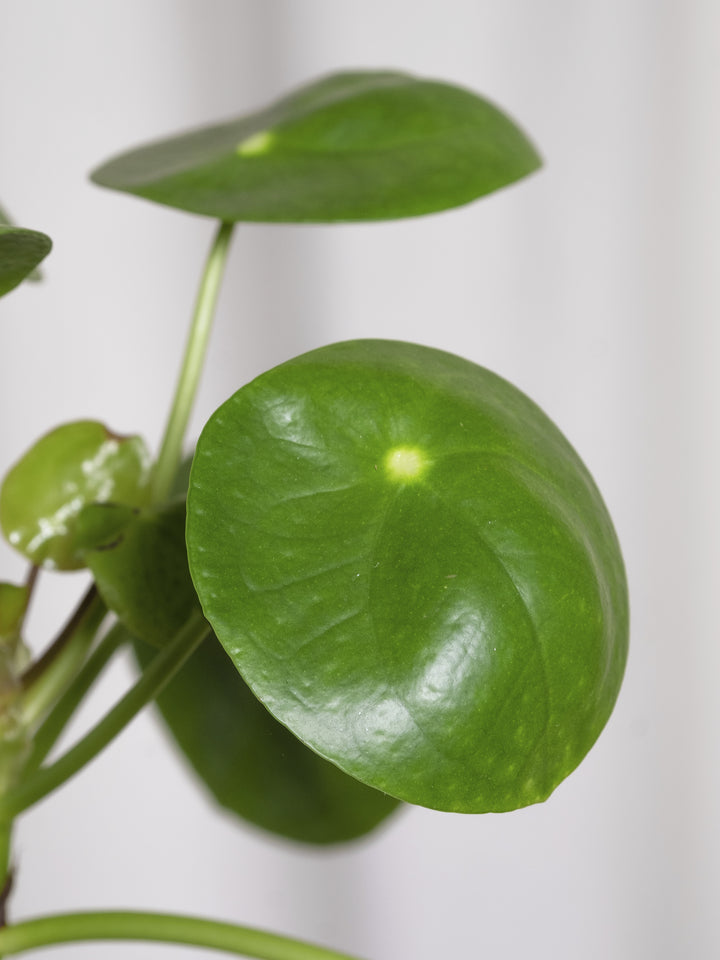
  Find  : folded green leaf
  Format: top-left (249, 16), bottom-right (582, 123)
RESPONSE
top-left (133, 630), bottom-right (399, 844)
top-left (0, 421), bottom-right (151, 570)
top-left (186, 340), bottom-right (629, 814)
top-left (91, 70), bottom-right (540, 223)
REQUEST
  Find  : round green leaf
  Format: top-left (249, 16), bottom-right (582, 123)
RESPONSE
top-left (0, 421), bottom-right (151, 570)
top-left (0, 224), bottom-right (52, 298)
top-left (133, 629), bottom-right (399, 844)
top-left (90, 71), bottom-right (540, 223)
top-left (186, 340), bottom-right (629, 813)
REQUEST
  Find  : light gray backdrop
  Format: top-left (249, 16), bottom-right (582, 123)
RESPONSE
top-left (1, 2), bottom-right (719, 958)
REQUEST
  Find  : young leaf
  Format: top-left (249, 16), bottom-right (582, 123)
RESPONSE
top-left (0, 224), bottom-right (52, 299)
top-left (186, 340), bottom-right (629, 814)
top-left (0, 421), bottom-right (151, 570)
top-left (133, 629), bottom-right (400, 845)
top-left (90, 71), bottom-right (540, 222)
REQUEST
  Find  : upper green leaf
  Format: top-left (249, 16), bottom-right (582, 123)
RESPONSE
top-left (0, 220), bottom-right (52, 299)
top-left (90, 71), bottom-right (541, 223)
top-left (186, 340), bottom-right (629, 814)
top-left (0, 421), bottom-right (152, 570)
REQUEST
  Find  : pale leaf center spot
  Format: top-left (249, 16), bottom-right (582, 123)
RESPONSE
top-left (236, 130), bottom-right (276, 157)
top-left (384, 446), bottom-right (428, 482)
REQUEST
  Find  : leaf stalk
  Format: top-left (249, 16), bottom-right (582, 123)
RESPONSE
top-left (0, 910), bottom-right (365, 960)
top-left (19, 588), bottom-right (106, 729)
top-left (0, 612), bottom-right (209, 819)
top-left (22, 623), bottom-right (126, 776)
top-left (151, 220), bottom-right (235, 503)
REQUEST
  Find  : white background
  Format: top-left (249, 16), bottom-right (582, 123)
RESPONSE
top-left (1, 2), bottom-right (719, 958)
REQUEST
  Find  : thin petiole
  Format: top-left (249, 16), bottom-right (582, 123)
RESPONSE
top-left (0, 910), bottom-right (366, 960)
top-left (151, 220), bottom-right (235, 503)
top-left (23, 623), bottom-right (127, 776)
top-left (19, 588), bottom-right (107, 729)
top-left (0, 612), bottom-right (210, 819)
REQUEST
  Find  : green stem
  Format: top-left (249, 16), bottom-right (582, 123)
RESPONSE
top-left (23, 624), bottom-right (126, 776)
top-left (0, 612), bottom-right (209, 819)
top-left (19, 589), bottom-right (107, 729)
top-left (151, 220), bottom-right (235, 503)
top-left (0, 911), bottom-right (365, 960)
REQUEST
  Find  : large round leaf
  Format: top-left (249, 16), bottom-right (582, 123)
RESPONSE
top-left (90, 71), bottom-right (540, 222)
top-left (0, 421), bottom-right (151, 570)
top-left (133, 630), bottom-right (399, 845)
top-left (0, 224), bottom-right (51, 298)
top-left (186, 340), bottom-right (629, 813)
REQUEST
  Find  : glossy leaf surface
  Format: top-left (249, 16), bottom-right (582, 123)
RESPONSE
top-left (0, 421), bottom-right (151, 570)
top-left (133, 629), bottom-right (399, 844)
top-left (0, 223), bottom-right (51, 298)
top-left (80, 499), bottom-right (198, 648)
top-left (91, 71), bottom-right (540, 222)
top-left (187, 340), bottom-right (629, 813)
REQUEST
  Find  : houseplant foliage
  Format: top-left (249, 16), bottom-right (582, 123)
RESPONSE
top-left (0, 204), bottom-right (51, 299)
top-left (0, 70), bottom-right (628, 958)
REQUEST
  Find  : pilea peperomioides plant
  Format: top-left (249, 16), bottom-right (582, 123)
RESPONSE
top-left (0, 71), bottom-right (628, 958)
